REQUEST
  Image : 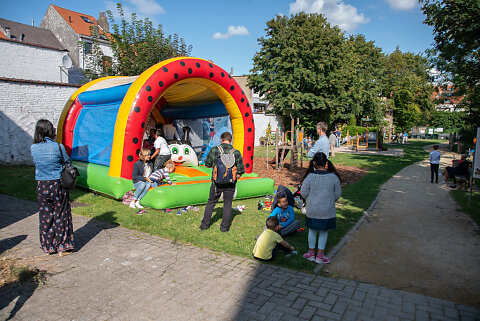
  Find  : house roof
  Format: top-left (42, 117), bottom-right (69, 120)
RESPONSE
top-left (0, 18), bottom-right (65, 50)
top-left (51, 4), bottom-right (108, 39)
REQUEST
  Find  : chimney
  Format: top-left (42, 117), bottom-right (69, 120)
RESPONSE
top-left (5, 27), bottom-right (10, 39)
top-left (98, 11), bottom-right (109, 33)
top-left (32, 19), bottom-right (34, 26)
top-left (69, 16), bottom-right (72, 23)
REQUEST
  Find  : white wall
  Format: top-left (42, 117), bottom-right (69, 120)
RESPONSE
top-left (253, 113), bottom-right (281, 146)
top-left (0, 40), bottom-right (68, 83)
top-left (0, 81), bottom-right (78, 164)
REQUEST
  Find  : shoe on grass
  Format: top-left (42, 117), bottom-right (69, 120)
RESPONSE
top-left (303, 251), bottom-right (315, 261)
top-left (129, 201), bottom-right (136, 209)
top-left (135, 201), bottom-right (144, 208)
top-left (315, 254), bottom-right (331, 264)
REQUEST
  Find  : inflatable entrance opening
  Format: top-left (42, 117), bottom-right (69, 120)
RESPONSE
top-left (57, 57), bottom-right (273, 209)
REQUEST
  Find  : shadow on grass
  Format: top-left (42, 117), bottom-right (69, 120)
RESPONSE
top-left (74, 211), bottom-right (119, 252)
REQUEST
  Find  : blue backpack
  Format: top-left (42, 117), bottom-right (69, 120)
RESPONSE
top-left (213, 145), bottom-right (237, 184)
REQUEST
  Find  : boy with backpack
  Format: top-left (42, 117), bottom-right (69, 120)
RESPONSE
top-left (200, 132), bottom-right (245, 232)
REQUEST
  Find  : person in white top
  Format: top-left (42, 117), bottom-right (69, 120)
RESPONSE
top-left (429, 144), bottom-right (441, 183)
top-left (151, 129), bottom-right (171, 171)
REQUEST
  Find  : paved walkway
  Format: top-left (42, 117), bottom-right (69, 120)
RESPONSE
top-left (325, 144), bottom-right (480, 309)
top-left (1, 194), bottom-right (480, 320)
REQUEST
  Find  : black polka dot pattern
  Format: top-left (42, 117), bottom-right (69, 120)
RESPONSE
top-left (241, 98), bottom-right (244, 102)
top-left (127, 155), bottom-right (134, 162)
top-left (141, 122), bottom-right (145, 128)
top-left (188, 68), bottom-right (193, 74)
top-left (248, 128), bottom-right (252, 132)
top-left (221, 72), bottom-right (225, 77)
top-left (245, 112), bottom-right (250, 117)
top-left (148, 96), bottom-right (153, 102)
top-left (209, 72), bottom-right (214, 77)
top-left (136, 149), bottom-right (140, 155)
top-left (247, 146), bottom-right (251, 151)
top-left (180, 61), bottom-right (185, 66)
top-left (134, 106), bottom-right (141, 113)
top-left (159, 81), bottom-right (164, 87)
top-left (133, 137), bottom-right (139, 144)
top-left (162, 67), bottom-right (168, 72)
top-left (209, 63), bottom-right (213, 68)
top-left (146, 86), bottom-right (151, 91)
top-left (196, 63), bottom-right (200, 68)
top-left (230, 86), bottom-right (235, 91)
top-left (245, 163), bottom-right (250, 168)
top-left (174, 73), bottom-right (178, 79)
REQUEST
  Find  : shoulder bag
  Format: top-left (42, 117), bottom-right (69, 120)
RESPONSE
top-left (58, 144), bottom-right (79, 189)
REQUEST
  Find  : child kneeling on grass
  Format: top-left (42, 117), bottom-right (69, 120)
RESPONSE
top-left (268, 191), bottom-right (300, 236)
top-left (253, 217), bottom-right (296, 262)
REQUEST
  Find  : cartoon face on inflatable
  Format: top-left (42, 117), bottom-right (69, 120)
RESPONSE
top-left (169, 143), bottom-right (198, 166)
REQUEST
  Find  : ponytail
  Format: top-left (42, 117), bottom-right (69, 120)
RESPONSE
top-left (300, 159), bottom-right (315, 184)
top-left (301, 152), bottom-right (342, 184)
top-left (326, 160), bottom-right (342, 184)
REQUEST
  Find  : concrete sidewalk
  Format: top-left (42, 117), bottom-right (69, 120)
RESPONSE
top-left (1, 194), bottom-right (479, 320)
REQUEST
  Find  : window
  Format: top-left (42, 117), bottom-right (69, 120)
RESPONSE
top-left (80, 16), bottom-right (93, 24)
top-left (84, 42), bottom-right (92, 54)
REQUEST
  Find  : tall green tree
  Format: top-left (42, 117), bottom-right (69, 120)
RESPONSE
top-left (84, 3), bottom-right (192, 79)
top-left (346, 35), bottom-right (387, 125)
top-left (248, 13), bottom-right (387, 133)
top-left (249, 13), bottom-right (355, 131)
top-left (383, 48), bottom-right (434, 131)
top-left (421, 0), bottom-right (480, 127)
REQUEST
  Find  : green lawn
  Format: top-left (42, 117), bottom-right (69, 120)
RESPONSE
top-left (0, 139), bottom-right (437, 271)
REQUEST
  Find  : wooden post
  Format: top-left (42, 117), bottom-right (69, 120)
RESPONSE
top-left (290, 103), bottom-right (295, 169)
top-left (280, 128), bottom-right (286, 169)
top-left (275, 127), bottom-right (279, 169)
top-left (300, 128), bottom-right (304, 169)
top-left (266, 129), bottom-right (269, 168)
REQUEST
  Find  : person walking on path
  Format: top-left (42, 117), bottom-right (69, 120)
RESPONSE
top-left (30, 119), bottom-right (74, 255)
top-left (200, 132), bottom-right (244, 232)
top-left (429, 144), bottom-right (441, 183)
top-left (308, 122), bottom-right (330, 159)
top-left (328, 131), bottom-right (337, 157)
top-left (301, 152), bottom-right (342, 264)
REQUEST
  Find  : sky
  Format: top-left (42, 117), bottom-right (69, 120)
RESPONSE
top-left (0, 0), bottom-right (435, 75)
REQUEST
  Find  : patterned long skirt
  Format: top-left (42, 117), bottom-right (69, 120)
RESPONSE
top-left (36, 180), bottom-right (74, 254)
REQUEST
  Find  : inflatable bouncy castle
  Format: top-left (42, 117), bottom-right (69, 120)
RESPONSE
top-left (57, 57), bottom-right (273, 209)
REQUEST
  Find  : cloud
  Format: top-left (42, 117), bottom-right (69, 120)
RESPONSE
top-left (128, 0), bottom-right (165, 15)
top-left (289, 0), bottom-right (369, 32)
top-left (213, 26), bottom-right (250, 39)
top-left (104, 0), bottom-right (164, 21)
top-left (386, 0), bottom-right (417, 11)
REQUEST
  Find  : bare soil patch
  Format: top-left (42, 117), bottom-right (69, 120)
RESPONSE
top-left (253, 156), bottom-right (367, 188)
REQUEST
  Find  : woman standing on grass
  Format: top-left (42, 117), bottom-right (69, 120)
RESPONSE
top-left (301, 152), bottom-right (342, 264)
top-left (30, 119), bottom-right (74, 256)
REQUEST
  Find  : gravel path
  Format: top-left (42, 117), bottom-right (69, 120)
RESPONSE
top-left (325, 143), bottom-right (480, 307)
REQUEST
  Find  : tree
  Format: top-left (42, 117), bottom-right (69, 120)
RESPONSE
top-left (421, 0), bottom-right (480, 127)
top-left (383, 48), bottom-right (434, 130)
top-left (248, 13), bottom-right (361, 131)
top-left (346, 35), bottom-right (387, 125)
top-left (84, 3), bottom-right (192, 79)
